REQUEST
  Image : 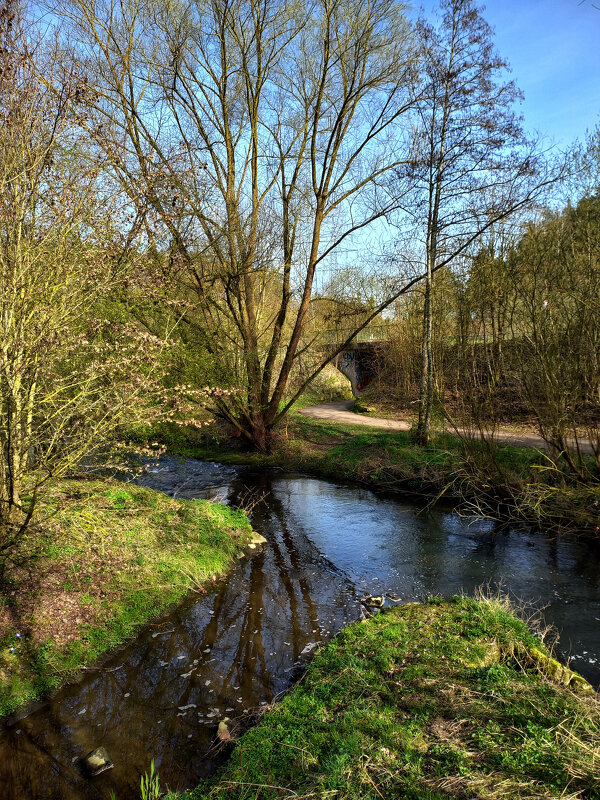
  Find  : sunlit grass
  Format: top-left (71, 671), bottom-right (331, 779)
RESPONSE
top-left (0, 478), bottom-right (252, 719)
top-left (168, 596), bottom-right (599, 800)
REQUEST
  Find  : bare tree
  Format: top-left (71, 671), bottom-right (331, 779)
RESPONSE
top-left (0, 0), bottom-right (163, 556)
top-left (55, 0), bottom-right (427, 451)
top-left (506, 199), bottom-right (600, 477)
top-left (401, 0), bottom-right (554, 444)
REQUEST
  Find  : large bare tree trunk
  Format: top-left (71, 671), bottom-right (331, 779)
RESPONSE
top-left (60, 0), bottom-right (421, 449)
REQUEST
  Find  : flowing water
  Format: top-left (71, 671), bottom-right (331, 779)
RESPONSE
top-left (1, 457), bottom-right (599, 799)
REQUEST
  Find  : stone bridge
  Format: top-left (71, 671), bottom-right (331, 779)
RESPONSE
top-left (320, 325), bottom-right (391, 397)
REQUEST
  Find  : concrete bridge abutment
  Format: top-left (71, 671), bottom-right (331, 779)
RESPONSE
top-left (333, 342), bottom-right (382, 397)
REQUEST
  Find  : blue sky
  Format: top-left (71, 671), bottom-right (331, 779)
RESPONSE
top-left (419, 0), bottom-right (600, 148)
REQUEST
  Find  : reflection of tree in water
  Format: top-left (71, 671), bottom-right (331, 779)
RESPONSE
top-left (5, 466), bottom-right (598, 800)
top-left (0, 474), bottom-right (359, 800)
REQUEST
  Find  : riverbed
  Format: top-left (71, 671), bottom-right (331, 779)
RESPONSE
top-left (1, 457), bottom-right (599, 799)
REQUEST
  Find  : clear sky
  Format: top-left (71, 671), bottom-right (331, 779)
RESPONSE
top-left (419, 0), bottom-right (600, 149)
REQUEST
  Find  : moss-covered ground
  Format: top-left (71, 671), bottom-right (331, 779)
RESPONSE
top-left (167, 596), bottom-right (599, 800)
top-left (0, 478), bottom-right (252, 720)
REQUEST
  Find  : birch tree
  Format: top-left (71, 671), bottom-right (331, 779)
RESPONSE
top-left (405, 0), bottom-right (552, 444)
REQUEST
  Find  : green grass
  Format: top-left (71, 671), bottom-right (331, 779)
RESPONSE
top-left (167, 596), bottom-right (599, 800)
top-left (0, 479), bottom-right (253, 719)
top-left (140, 414), bottom-right (551, 482)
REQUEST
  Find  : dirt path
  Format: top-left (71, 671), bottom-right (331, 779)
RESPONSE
top-left (300, 401), bottom-right (412, 432)
top-left (300, 401), bottom-right (595, 454)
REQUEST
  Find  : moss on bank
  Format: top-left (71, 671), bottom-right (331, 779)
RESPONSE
top-left (0, 478), bottom-right (252, 720)
top-left (168, 596), bottom-right (599, 800)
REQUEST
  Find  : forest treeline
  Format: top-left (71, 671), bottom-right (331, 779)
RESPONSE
top-left (0, 0), bottom-right (598, 549)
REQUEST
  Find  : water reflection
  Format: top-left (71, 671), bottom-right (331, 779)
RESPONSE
top-left (275, 476), bottom-right (600, 667)
top-left (0, 458), bottom-right (599, 799)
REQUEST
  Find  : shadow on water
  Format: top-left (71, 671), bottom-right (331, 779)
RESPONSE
top-left (1, 456), bottom-right (599, 799)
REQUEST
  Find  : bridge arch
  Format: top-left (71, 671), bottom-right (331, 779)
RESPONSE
top-left (334, 343), bottom-right (381, 396)
top-left (320, 325), bottom-right (391, 397)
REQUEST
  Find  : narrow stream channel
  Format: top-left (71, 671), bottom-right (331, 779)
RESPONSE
top-left (1, 457), bottom-right (599, 799)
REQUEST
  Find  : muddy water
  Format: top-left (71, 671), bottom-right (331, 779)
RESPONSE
top-left (1, 457), bottom-right (599, 799)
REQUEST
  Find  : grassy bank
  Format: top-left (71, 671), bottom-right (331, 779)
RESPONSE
top-left (144, 414), bottom-right (600, 535)
top-left (0, 478), bottom-right (253, 720)
top-left (168, 596), bottom-right (599, 800)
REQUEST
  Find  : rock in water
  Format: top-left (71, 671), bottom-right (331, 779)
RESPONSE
top-left (361, 594), bottom-right (384, 609)
top-left (248, 532), bottom-right (267, 550)
top-left (83, 746), bottom-right (114, 777)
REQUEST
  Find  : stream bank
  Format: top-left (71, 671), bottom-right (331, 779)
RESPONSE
top-left (167, 596), bottom-right (600, 800)
top-left (0, 477), bottom-right (253, 721)
top-left (149, 413), bottom-right (600, 536)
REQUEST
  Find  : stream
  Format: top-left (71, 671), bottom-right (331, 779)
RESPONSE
top-left (1, 456), bottom-right (599, 799)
